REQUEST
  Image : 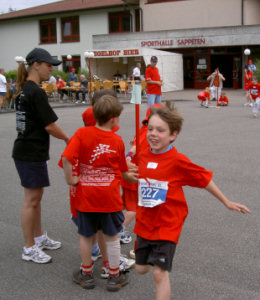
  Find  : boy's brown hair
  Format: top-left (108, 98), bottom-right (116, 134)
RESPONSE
top-left (148, 101), bottom-right (183, 134)
top-left (93, 95), bottom-right (123, 125)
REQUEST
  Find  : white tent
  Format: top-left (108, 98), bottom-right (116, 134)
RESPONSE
top-left (86, 47), bottom-right (183, 92)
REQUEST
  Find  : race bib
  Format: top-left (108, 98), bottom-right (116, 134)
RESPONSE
top-left (138, 178), bottom-right (168, 208)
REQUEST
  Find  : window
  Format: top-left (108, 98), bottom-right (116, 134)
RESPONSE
top-left (39, 19), bottom-right (57, 44)
top-left (135, 9), bottom-right (140, 32)
top-left (61, 16), bottom-right (79, 43)
top-left (109, 12), bottom-right (131, 33)
top-left (62, 55), bottom-right (80, 73)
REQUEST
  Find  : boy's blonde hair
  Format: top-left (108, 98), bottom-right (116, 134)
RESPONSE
top-left (93, 95), bottom-right (123, 125)
top-left (148, 101), bottom-right (183, 134)
top-left (205, 87), bottom-right (210, 92)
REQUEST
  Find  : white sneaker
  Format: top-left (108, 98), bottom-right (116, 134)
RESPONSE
top-left (119, 255), bottom-right (135, 271)
top-left (253, 113), bottom-right (257, 118)
top-left (22, 245), bottom-right (52, 264)
top-left (249, 103), bottom-right (253, 107)
top-left (100, 266), bottom-right (109, 279)
top-left (35, 232), bottom-right (61, 250)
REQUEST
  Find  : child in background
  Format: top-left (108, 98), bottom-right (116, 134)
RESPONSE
top-left (133, 102), bottom-right (250, 300)
top-left (62, 95), bottom-right (138, 291)
top-left (244, 65), bottom-right (253, 107)
top-left (218, 91), bottom-right (229, 106)
top-left (248, 76), bottom-right (260, 117)
top-left (197, 87), bottom-right (210, 107)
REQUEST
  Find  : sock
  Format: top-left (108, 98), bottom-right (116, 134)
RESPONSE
top-left (103, 260), bottom-right (109, 269)
top-left (106, 239), bottom-right (120, 277)
top-left (24, 245), bottom-right (35, 254)
top-left (34, 234), bottom-right (44, 243)
top-left (81, 263), bottom-right (93, 275)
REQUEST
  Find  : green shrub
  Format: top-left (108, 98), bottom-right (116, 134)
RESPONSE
top-left (5, 69), bottom-right (17, 80)
top-left (51, 70), bottom-right (69, 82)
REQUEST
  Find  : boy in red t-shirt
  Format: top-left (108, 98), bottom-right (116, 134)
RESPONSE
top-left (197, 87), bottom-right (210, 107)
top-left (248, 77), bottom-right (260, 117)
top-left (62, 95), bottom-right (138, 291)
top-left (218, 91), bottom-right (229, 106)
top-left (133, 102), bottom-right (250, 300)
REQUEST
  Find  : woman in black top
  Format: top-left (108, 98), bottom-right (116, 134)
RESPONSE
top-left (12, 48), bottom-right (69, 264)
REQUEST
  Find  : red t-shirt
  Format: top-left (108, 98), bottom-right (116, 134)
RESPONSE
top-left (248, 83), bottom-right (260, 100)
top-left (197, 91), bottom-right (210, 101)
top-left (218, 96), bottom-right (229, 103)
top-left (82, 107), bottom-right (96, 127)
top-left (145, 66), bottom-right (162, 95)
top-left (244, 70), bottom-right (253, 90)
top-left (62, 126), bottom-right (128, 213)
top-left (134, 147), bottom-right (213, 243)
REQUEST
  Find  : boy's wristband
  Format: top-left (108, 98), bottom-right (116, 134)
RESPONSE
top-left (126, 151), bottom-right (133, 158)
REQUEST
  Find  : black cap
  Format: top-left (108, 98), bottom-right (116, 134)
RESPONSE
top-left (26, 48), bottom-right (62, 66)
top-left (151, 56), bottom-right (158, 62)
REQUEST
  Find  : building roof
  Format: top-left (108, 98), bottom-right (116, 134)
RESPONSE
top-left (0, 0), bottom-right (128, 21)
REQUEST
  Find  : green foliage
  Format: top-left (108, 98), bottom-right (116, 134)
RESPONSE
top-left (5, 69), bottom-right (17, 80)
top-left (51, 70), bottom-right (69, 82)
top-left (77, 68), bottom-right (89, 80)
top-left (254, 59), bottom-right (260, 82)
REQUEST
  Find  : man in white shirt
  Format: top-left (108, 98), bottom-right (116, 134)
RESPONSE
top-left (0, 68), bottom-right (7, 109)
top-left (132, 63), bottom-right (141, 82)
top-left (130, 63), bottom-right (142, 104)
top-left (48, 75), bottom-right (56, 84)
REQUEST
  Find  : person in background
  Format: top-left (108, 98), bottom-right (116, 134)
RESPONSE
top-left (247, 76), bottom-right (260, 117)
top-left (207, 68), bottom-right (225, 102)
top-left (197, 87), bottom-right (211, 107)
top-left (145, 56), bottom-right (162, 107)
top-left (0, 68), bottom-right (7, 109)
top-left (218, 91), bottom-right (229, 106)
top-left (75, 74), bottom-right (88, 104)
top-left (248, 59), bottom-right (256, 73)
top-left (68, 67), bottom-right (77, 85)
top-left (12, 48), bottom-right (69, 264)
top-left (56, 75), bottom-right (67, 102)
top-left (244, 65), bottom-right (253, 107)
top-left (48, 74), bottom-right (56, 84)
top-left (130, 62), bottom-right (142, 105)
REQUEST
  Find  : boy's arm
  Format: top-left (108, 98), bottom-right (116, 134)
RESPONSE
top-left (62, 156), bottom-right (80, 186)
top-left (205, 180), bottom-right (250, 214)
top-left (122, 169), bottom-right (138, 184)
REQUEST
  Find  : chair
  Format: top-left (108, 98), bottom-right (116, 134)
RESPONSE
top-left (94, 81), bottom-right (101, 92)
top-left (119, 81), bottom-right (127, 96)
top-left (141, 81), bottom-right (147, 96)
top-left (103, 80), bottom-right (114, 90)
top-left (44, 84), bottom-right (59, 101)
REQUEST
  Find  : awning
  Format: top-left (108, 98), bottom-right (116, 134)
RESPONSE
top-left (86, 47), bottom-right (183, 92)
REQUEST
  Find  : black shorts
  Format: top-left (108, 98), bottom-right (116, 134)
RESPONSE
top-left (135, 236), bottom-right (177, 272)
top-left (72, 211), bottom-right (124, 238)
top-left (14, 159), bottom-right (50, 188)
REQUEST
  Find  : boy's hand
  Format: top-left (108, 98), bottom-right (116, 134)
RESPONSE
top-left (225, 201), bottom-right (251, 214)
top-left (68, 175), bottom-right (81, 187)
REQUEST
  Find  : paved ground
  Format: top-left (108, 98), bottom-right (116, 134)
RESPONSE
top-left (0, 89), bottom-right (259, 300)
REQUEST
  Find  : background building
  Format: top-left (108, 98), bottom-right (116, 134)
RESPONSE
top-left (0, 0), bottom-right (259, 88)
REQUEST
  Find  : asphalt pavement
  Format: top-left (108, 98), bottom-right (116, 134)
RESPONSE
top-left (0, 89), bottom-right (259, 300)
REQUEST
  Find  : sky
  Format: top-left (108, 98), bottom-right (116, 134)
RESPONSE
top-left (1, 0), bottom-right (60, 14)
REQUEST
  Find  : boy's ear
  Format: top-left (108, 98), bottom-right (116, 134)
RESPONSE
top-left (170, 131), bottom-right (178, 143)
